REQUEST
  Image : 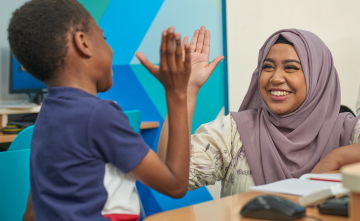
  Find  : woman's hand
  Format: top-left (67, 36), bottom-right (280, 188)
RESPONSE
top-left (311, 152), bottom-right (341, 174)
top-left (182, 26), bottom-right (224, 93)
top-left (311, 143), bottom-right (360, 174)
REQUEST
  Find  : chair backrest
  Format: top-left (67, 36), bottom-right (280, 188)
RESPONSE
top-left (0, 149), bottom-right (31, 221)
top-left (124, 110), bottom-right (142, 133)
top-left (8, 125), bottom-right (35, 151)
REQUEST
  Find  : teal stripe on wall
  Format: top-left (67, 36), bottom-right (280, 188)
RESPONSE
top-left (78, 0), bottom-right (112, 23)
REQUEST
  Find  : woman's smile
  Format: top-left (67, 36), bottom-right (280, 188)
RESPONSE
top-left (268, 88), bottom-right (291, 101)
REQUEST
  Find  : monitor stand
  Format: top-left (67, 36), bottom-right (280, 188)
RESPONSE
top-left (28, 92), bottom-right (47, 105)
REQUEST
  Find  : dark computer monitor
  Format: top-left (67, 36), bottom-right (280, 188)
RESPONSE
top-left (9, 52), bottom-right (47, 104)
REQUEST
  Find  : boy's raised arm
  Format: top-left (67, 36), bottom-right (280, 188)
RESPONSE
top-left (130, 27), bottom-right (191, 198)
top-left (157, 26), bottom-right (224, 162)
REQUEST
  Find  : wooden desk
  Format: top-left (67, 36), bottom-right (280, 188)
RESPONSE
top-left (140, 122), bottom-right (160, 130)
top-left (0, 106), bottom-right (41, 127)
top-left (145, 191), bottom-right (348, 221)
top-left (0, 132), bottom-right (17, 143)
top-left (0, 121), bottom-right (159, 144)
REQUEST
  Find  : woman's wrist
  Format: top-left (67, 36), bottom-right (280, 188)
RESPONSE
top-left (326, 148), bottom-right (343, 168)
top-left (187, 86), bottom-right (200, 97)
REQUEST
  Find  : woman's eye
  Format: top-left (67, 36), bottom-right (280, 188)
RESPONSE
top-left (262, 65), bottom-right (274, 70)
top-left (104, 37), bottom-right (108, 40)
top-left (285, 65), bottom-right (299, 70)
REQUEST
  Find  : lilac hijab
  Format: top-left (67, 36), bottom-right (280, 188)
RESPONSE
top-left (231, 29), bottom-right (359, 185)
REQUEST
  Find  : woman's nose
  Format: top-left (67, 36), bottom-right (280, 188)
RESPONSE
top-left (270, 70), bottom-right (285, 85)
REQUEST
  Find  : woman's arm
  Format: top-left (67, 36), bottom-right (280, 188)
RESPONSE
top-left (311, 143), bottom-right (360, 173)
top-left (157, 26), bottom-right (224, 162)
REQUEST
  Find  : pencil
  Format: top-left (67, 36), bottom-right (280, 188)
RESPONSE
top-left (306, 177), bottom-right (341, 182)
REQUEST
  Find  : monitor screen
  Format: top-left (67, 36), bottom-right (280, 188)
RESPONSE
top-left (10, 53), bottom-right (47, 94)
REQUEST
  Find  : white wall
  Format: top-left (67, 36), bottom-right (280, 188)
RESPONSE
top-left (0, 0), bottom-right (29, 102)
top-left (226, 0), bottom-right (360, 113)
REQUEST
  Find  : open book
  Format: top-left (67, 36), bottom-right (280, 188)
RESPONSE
top-left (249, 178), bottom-right (338, 196)
top-left (249, 174), bottom-right (348, 206)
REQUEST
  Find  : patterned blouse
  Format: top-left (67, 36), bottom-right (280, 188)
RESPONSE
top-left (188, 114), bottom-right (360, 197)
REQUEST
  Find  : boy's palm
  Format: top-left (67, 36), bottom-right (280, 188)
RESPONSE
top-left (135, 28), bottom-right (191, 95)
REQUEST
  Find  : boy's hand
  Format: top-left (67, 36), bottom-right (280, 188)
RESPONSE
top-left (132, 27), bottom-right (191, 198)
top-left (182, 26), bottom-right (224, 93)
top-left (136, 27), bottom-right (191, 97)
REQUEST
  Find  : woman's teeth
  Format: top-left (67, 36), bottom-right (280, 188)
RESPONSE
top-left (270, 91), bottom-right (289, 96)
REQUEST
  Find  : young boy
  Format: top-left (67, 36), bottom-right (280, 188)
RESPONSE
top-left (8, 0), bottom-right (191, 220)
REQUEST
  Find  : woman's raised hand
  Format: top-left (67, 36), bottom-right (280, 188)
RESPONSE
top-left (135, 27), bottom-right (191, 97)
top-left (183, 26), bottom-right (224, 93)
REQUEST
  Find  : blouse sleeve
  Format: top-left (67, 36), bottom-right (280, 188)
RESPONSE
top-left (349, 118), bottom-right (360, 145)
top-left (188, 114), bottom-right (233, 191)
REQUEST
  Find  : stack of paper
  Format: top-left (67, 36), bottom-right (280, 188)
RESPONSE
top-left (249, 178), bottom-right (338, 196)
top-left (249, 176), bottom-right (349, 206)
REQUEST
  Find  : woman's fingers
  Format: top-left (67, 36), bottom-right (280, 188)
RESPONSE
top-left (195, 26), bottom-right (206, 52)
top-left (182, 36), bottom-right (188, 61)
top-left (166, 27), bottom-right (176, 71)
top-left (202, 30), bottom-right (211, 55)
top-left (160, 30), bottom-right (168, 71)
top-left (135, 52), bottom-right (159, 76)
top-left (208, 55), bottom-right (225, 73)
top-left (189, 29), bottom-right (199, 52)
top-left (175, 33), bottom-right (183, 68)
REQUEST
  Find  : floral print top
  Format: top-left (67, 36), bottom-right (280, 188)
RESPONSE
top-left (188, 114), bottom-right (360, 197)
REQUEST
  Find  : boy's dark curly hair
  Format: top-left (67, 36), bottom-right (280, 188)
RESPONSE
top-left (8, 0), bottom-right (92, 82)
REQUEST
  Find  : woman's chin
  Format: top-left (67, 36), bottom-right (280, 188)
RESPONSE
top-left (268, 107), bottom-right (292, 115)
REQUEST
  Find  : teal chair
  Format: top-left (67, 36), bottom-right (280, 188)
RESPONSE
top-left (124, 110), bottom-right (142, 133)
top-left (7, 125), bottom-right (34, 151)
top-left (0, 149), bottom-right (31, 221)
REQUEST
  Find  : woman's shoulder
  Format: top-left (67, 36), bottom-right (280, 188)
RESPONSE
top-left (350, 118), bottom-right (360, 145)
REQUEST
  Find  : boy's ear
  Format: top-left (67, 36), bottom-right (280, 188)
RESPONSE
top-left (73, 32), bottom-right (92, 57)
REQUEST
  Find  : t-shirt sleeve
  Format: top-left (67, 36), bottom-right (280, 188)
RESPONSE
top-left (87, 100), bottom-right (150, 173)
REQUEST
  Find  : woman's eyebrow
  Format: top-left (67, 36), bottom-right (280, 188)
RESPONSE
top-left (283, 59), bottom-right (301, 65)
top-left (264, 58), bottom-right (274, 63)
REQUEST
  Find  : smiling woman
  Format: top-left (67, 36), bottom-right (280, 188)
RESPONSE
top-left (157, 28), bottom-right (360, 197)
top-left (259, 36), bottom-right (306, 115)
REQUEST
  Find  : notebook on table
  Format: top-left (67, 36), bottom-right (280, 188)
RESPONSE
top-left (249, 178), bottom-right (338, 196)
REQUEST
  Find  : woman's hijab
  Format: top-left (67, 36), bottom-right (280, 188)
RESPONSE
top-left (231, 29), bottom-right (359, 185)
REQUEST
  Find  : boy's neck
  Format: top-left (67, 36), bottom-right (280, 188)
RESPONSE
top-left (47, 71), bottom-right (98, 97)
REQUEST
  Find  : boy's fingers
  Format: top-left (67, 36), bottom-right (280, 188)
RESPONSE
top-left (208, 55), bottom-right (224, 73)
top-left (184, 43), bottom-right (191, 74)
top-left (160, 30), bottom-right (168, 71)
top-left (195, 26), bottom-right (206, 53)
top-left (202, 30), bottom-right (211, 55)
top-left (136, 52), bottom-right (160, 75)
top-left (182, 36), bottom-right (188, 61)
top-left (175, 33), bottom-right (183, 68)
top-left (189, 29), bottom-right (199, 52)
top-left (166, 27), bottom-right (176, 71)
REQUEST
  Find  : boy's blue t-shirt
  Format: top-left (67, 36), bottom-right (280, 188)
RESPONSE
top-left (30, 87), bottom-right (150, 221)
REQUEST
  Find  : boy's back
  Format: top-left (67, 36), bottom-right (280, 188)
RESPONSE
top-left (31, 87), bottom-right (149, 220)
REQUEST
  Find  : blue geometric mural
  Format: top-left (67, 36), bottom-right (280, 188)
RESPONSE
top-left (79, 0), bottom-right (227, 218)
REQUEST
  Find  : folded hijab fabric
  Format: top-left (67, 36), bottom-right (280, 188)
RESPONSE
top-left (231, 29), bottom-right (359, 185)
